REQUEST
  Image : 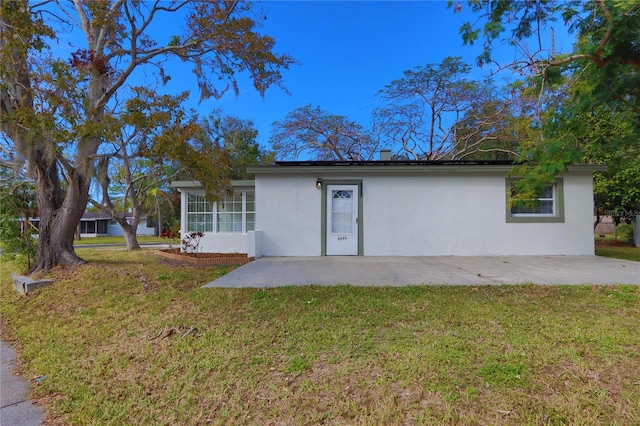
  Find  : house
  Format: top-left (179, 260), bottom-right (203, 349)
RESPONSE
top-left (172, 159), bottom-right (606, 257)
top-left (28, 212), bottom-right (156, 238)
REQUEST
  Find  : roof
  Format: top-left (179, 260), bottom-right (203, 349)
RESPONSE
top-left (80, 212), bottom-right (147, 221)
top-left (171, 180), bottom-right (255, 189)
top-left (81, 212), bottom-right (111, 220)
top-left (274, 160), bottom-right (516, 166)
top-left (248, 161), bottom-right (607, 175)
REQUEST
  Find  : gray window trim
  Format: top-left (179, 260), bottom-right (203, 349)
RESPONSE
top-left (506, 178), bottom-right (565, 223)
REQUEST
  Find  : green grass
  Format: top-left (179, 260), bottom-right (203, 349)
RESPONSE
top-left (1, 249), bottom-right (640, 425)
top-left (595, 239), bottom-right (640, 261)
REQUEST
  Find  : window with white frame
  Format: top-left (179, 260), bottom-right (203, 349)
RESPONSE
top-left (245, 192), bottom-right (255, 231)
top-left (216, 191), bottom-right (255, 233)
top-left (217, 192), bottom-right (243, 232)
top-left (506, 179), bottom-right (564, 223)
top-left (511, 184), bottom-right (555, 216)
top-left (186, 191), bottom-right (255, 233)
top-left (186, 193), bottom-right (213, 232)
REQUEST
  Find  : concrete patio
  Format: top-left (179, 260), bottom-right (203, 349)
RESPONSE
top-left (203, 255), bottom-right (640, 288)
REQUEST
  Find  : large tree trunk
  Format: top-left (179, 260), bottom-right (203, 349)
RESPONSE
top-left (122, 223), bottom-right (141, 251)
top-left (29, 155), bottom-right (88, 274)
top-left (114, 209), bottom-right (141, 251)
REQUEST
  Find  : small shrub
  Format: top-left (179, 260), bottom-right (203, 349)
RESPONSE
top-left (160, 230), bottom-right (178, 239)
top-left (616, 224), bottom-right (634, 243)
top-left (0, 215), bottom-right (36, 272)
top-left (181, 231), bottom-right (205, 253)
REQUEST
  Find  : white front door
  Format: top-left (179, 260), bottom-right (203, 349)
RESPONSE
top-left (326, 185), bottom-right (358, 255)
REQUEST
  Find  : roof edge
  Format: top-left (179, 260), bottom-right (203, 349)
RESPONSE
top-left (170, 180), bottom-right (255, 189)
top-left (247, 163), bottom-right (607, 174)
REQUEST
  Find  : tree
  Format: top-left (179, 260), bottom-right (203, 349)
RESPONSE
top-left (200, 113), bottom-right (273, 179)
top-left (539, 62), bottom-right (640, 227)
top-left (92, 88), bottom-right (221, 250)
top-left (0, 164), bottom-right (37, 270)
top-left (452, 0), bottom-right (640, 206)
top-left (0, 133), bottom-right (37, 269)
top-left (0, 1), bottom-right (294, 273)
top-left (270, 105), bottom-right (382, 161)
top-left (374, 57), bottom-right (523, 160)
top-left (452, 1), bottom-right (639, 76)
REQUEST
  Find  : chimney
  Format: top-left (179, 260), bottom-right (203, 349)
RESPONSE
top-left (379, 149), bottom-right (391, 161)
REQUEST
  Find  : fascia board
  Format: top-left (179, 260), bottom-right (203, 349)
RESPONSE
top-left (248, 164), bottom-right (607, 175)
top-left (170, 180), bottom-right (255, 189)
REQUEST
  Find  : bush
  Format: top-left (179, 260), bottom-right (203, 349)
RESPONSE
top-left (0, 215), bottom-right (36, 272)
top-left (616, 223), bottom-right (634, 243)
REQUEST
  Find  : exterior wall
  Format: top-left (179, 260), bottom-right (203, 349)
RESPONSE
top-left (255, 175), bottom-right (322, 256)
top-left (106, 220), bottom-right (155, 237)
top-left (254, 170), bottom-right (596, 256)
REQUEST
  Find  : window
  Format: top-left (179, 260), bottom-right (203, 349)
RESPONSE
top-left (96, 220), bottom-right (107, 234)
top-left (331, 190), bottom-right (354, 234)
top-left (245, 192), bottom-right (255, 231)
top-left (187, 193), bottom-right (213, 232)
top-left (80, 221), bottom-right (95, 234)
top-left (217, 193), bottom-right (243, 232)
top-left (216, 191), bottom-right (255, 233)
top-left (506, 179), bottom-right (564, 223)
top-left (511, 184), bottom-right (555, 216)
top-left (186, 191), bottom-right (255, 233)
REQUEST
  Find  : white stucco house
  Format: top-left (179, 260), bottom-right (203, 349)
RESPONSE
top-left (172, 158), bottom-right (606, 257)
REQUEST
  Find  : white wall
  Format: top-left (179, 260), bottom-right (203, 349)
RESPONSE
top-left (255, 175), bottom-right (322, 256)
top-left (255, 171), bottom-right (596, 256)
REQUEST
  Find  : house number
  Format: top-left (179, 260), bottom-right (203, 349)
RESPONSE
top-left (338, 236), bottom-right (348, 241)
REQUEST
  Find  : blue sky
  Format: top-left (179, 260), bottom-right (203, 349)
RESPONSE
top-left (54, 1), bottom-right (575, 151)
top-left (161, 1), bottom-right (523, 149)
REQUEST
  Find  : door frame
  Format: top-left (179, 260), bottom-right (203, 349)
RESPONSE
top-left (321, 179), bottom-right (363, 256)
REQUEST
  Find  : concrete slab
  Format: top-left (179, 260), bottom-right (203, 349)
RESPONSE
top-left (204, 256), bottom-right (640, 288)
top-left (11, 274), bottom-right (54, 295)
top-left (1, 341), bottom-right (45, 426)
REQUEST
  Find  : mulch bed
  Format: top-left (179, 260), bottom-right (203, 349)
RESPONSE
top-left (154, 248), bottom-right (253, 266)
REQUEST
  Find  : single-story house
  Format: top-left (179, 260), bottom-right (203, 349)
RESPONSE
top-left (172, 158), bottom-right (607, 256)
top-left (28, 212), bottom-right (156, 238)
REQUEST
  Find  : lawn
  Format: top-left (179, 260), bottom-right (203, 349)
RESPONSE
top-left (595, 239), bottom-right (640, 261)
top-left (1, 249), bottom-right (639, 425)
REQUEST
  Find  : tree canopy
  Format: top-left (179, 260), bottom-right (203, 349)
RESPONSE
top-left (452, 0), bottom-right (640, 212)
top-left (0, 0), bottom-right (294, 273)
top-left (272, 58), bottom-right (530, 162)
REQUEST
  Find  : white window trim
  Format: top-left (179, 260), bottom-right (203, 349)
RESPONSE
top-left (511, 184), bottom-right (556, 217)
top-left (186, 193), bottom-right (214, 233)
top-left (186, 191), bottom-right (255, 234)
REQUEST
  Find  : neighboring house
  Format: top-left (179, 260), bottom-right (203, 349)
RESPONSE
top-left (29, 212), bottom-right (156, 238)
top-left (172, 158), bottom-right (606, 257)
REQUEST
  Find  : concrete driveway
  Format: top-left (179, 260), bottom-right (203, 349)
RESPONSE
top-left (203, 255), bottom-right (640, 288)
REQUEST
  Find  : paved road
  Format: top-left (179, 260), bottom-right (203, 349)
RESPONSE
top-left (205, 255), bottom-right (640, 288)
